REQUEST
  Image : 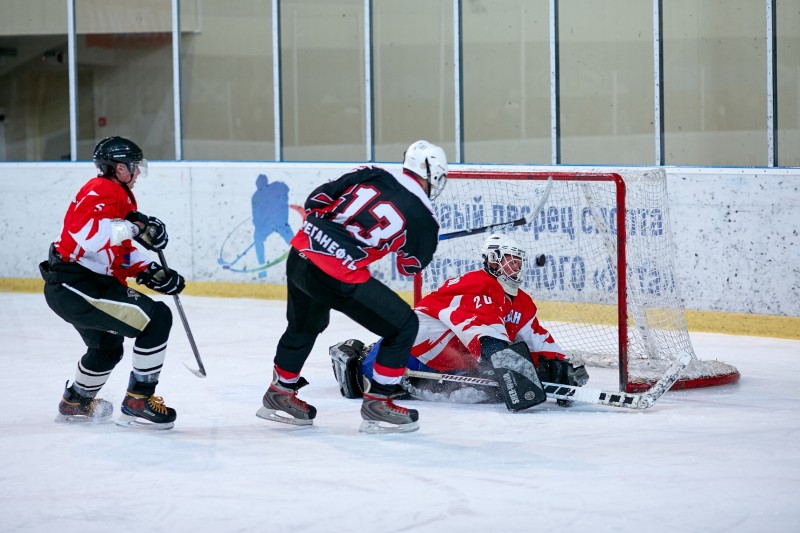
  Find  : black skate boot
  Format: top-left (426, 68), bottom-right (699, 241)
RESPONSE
top-left (360, 378), bottom-right (419, 434)
top-left (256, 369), bottom-right (317, 426)
top-left (56, 381), bottom-right (113, 423)
top-left (116, 373), bottom-right (176, 430)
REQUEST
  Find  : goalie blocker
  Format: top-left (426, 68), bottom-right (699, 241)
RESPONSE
top-left (329, 339), bottom-right (547, 412)
top-left (489, 341), bottom-right (546, 411)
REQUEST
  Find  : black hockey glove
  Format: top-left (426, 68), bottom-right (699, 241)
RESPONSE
top-left (536, 357), bottom-right (588, 408)
top-left (568, 364), bottom-right (590, 387)
top-left (536, 357), bottom-right (589, 387)
top-left (136, 262), bottom-right (185, 295)
top-left (125, 211), bottom-right (169, 251)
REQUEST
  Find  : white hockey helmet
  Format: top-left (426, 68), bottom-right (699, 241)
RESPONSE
top-left (481, 233), bottom-right (527, 296)
top-left (402, 140), bottom-right (448, 200)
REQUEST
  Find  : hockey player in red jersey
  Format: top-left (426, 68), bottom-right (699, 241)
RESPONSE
top-left (330, 233), bottom-right (589, 408)
top-left (257, 140), bottom-right (447, 433)
top-left (39, 136), bottom-right (185, 429)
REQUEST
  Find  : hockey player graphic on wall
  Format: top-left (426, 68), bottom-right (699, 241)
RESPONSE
top-left (217, 174), bottom-right (304, 277)
top-left (252, 174), bottom-right (295, 278)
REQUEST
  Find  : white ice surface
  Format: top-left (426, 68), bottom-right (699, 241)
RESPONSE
top-left (1, 293), bottom-right (798, 532)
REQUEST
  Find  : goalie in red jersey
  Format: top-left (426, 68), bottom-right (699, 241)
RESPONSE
top-left (330, 233), bottom-right (589, 410)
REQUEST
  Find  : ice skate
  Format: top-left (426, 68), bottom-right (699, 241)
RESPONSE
top-left (116, 374), bottom-right (176, 430)
top-left (117, 392), bottom-right (176, 430)
top-left (55, 381), bottom-right (113, 423)
top-left (256, 370), bottom-right (317, 426)
top-left (359, 378), bottom-right (419, 434)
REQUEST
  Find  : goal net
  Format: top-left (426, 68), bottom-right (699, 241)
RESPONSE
top-left (416, 168), bottom-right (740, 393)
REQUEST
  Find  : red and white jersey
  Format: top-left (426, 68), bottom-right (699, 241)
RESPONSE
top-left (54, 176), bottom-right (150, 284)
top-left (412, 269), bottom-right (566, 372)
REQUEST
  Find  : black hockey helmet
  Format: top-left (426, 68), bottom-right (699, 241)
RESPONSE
top-left (93, 136), bottom-right (145, 177)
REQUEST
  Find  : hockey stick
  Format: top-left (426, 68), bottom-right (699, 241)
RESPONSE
top-left (405, 351), bottom-right (691, 410)
top-left (157, 250), bottom-right (207, 378)
top-left (439, 176), bottom-right (553, 241)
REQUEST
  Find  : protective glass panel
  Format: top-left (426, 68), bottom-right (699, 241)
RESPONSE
top-left (663, 0), bottom-right (766, 165)
top-left (280, 0), bottom-right (364, 162)
top-left (372, 0), bottom-right (454, 163)
top-left (462, 0), bottom-right (550, 164)
top-left (559, 0), bottom-right (654, 165)
top-left (0, 2), bottom-right (69, 161)
top-left (777, 0), bottom-right (800, 166)
top-left (75, 0), bottom-right (175, 160)
top-left (180, 0), bottom-right (274, 160)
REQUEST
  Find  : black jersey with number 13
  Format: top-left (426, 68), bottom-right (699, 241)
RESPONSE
top-left (290, 166), bottom-right (440, 284)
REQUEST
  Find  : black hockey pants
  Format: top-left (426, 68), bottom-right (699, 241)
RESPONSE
top-left (40, 245), bottom-right (172, 377)
top-left (274, 248), bottom-right (418, 376)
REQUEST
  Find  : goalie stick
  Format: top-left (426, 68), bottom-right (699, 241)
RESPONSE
top-left (157, 250), bottom-right (207, 378)
top-left (439, 176), bottom-right (553, 241)
top-left (405, 351), bottom-right (692, 410)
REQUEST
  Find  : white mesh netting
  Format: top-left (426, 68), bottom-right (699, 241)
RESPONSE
top-left (419, 168), bottom-right (739, 391)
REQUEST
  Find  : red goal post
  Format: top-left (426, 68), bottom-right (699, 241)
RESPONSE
top-left (414, 168), bottom-right (740, 393)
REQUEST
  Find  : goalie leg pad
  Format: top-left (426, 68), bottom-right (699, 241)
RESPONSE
top-left (490, 341), bottom-right (547, 412)
top-left (329, 339), bottom-right (367, 399)
top-left (401, 376), bottom-right (501, 404)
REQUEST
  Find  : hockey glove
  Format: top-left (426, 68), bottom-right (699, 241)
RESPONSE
top-left (536, 357), bottom-right (588, 407)
top-left (136, 262), bottom-right (185, 295)
top-left (536, 357), bottom-right (589, 387)
top-left (568, 364), bottom-right (590, 387)
top-left (125, 211), bottom-right (169, 251)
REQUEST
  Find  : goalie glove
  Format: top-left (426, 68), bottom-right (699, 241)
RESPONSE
top-left (535, 357), bottom-right (588, 407)
top-left (536, 357), bottom-right (590, 387)
top-left (569, 364), bottom-right (590, 387)
top-left (566, 354), bottom-right (589, 386)
top-left (125, 211), bottom-right (169, 251)
top-left (136, 262), bottom-right (185, 295)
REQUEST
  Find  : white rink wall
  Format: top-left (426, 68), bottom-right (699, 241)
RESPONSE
top-left (1, 162), bottom-right (797, 317)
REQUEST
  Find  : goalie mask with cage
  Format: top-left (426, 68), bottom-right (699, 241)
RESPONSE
top-left (481, 234), bottom-right (526, 296)
top-left (402, 140), bottom-right (448, 200)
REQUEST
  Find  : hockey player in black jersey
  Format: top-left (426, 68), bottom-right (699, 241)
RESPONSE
top-left (257, 140), bottom-right (447, 433)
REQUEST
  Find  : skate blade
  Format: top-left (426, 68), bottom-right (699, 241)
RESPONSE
top-left (54, 413), bottom-right (113, 424)
top-left (115, 413), bottom-right (174, 430)
top-left (359, 419), bottom-right (420, 434)
top-left (255, 406), bottom-right (313, 426)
